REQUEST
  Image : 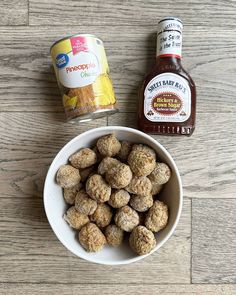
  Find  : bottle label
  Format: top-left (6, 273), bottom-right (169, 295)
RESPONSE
top-left (144, 73), bottom-right (191, 123)
top-left (156, 19), bottom-right (182, 58)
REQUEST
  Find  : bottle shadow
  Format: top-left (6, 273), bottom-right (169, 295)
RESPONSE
top-left (120, 32), bottom-right (156, 129)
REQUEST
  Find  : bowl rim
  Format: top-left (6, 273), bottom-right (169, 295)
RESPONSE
top-left (43, 126), bottom-right (183, 265)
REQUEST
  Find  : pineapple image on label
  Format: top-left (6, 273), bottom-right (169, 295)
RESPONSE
top-left (93, 74), bottom-right (116, 106)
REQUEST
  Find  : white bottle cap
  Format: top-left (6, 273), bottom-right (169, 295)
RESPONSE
top-left (156, 17), bottom-right (183, 58)
top-left (157, 17), bottom-right (183, 34)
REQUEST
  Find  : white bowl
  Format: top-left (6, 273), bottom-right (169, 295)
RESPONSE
top-left (44, 126), bottom-right (182, 265)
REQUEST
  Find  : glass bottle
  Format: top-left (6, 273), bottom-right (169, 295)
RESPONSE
top-left (138, 17), bottom-right (196, 136)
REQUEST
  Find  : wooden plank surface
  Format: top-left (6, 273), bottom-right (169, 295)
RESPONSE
top-left (0, 113), bottom-right (107, 199)
top-left (108, 112), bottom-right (236, 198)
top-left (29, 0), bottom-right (236, 27)
top-left (0, 197), bottom-right (191, 284)
top-left (192, 199), bottom-right (236, 283)
top-left (1, 112), bottom-right (235, 199)
top-left (0, 112), bottom-right (190, 284)
top-left (1, 0), bottom-right (236, 292)
top-left (0, 0), bottom-right (28, 26)
top-left (0, 26), bottom-right (236, 113)
top-left (1, 284), bottom-right (236, 295)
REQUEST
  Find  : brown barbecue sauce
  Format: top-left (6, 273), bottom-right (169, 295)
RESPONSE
top-left (138, 17), bottom-right (196, 136)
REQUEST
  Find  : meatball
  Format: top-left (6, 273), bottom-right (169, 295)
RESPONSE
top-left (108, 189), bottom-right (130, 208)
top-left (125, 176), bottom-right (152, 196)
top-left (151, 182), bottom-right (163, 195)
top-left (86, 174), bottom-right (111, 203)
top-left (75, 189), bottom-right (97, 215)
top-left (148, 162), bottom-right (171, 185)
top-left (145, 200), bottom-right (169, 232)
top-left (105, 163), bottom-right (132, 189)
top-left (132, 144), bottom-right (156, 158)
top-left (117, 141), bottom-right (133, 161)
top-left (63, 206), bottom-right (89, 230)
top-left (129, 226), bottom-right (156, 255)
top-left (78, 223), bottom-right (106, 252)
top-left (90, 203), bottom-right (113, 228)
top-left (128, 146), bottom-right (156, 177)
top-left (105, 224), bottom-right (124, 247)
top-left (80, 165), bottom-right (96, 183)
top-left (96, 134), bottom-right (121, 157)
top-left (63, 183), bottom-right (83, 205)
top-left (114, 205), bottom-right (139, 232)
top-left (56, 165), bottom-right (81, 188)
top-left (98, 157), bottom-right (120, 175)
top-left (130, 194), bottom-right (153, 212)
top-left (69, 148), bottom-right (97, 169)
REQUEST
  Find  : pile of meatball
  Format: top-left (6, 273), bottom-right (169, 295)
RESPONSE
top-left (56, 134), bottom-right (170, 256)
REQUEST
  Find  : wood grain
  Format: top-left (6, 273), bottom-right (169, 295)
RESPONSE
top-left (0, 198), bottom-right (191, 284)
top-left (1, 112), bottom-right (235, 200)
top-left (0, 113), bottom-right (107, 198)
top-left (29, 0), bottom-right (236, 27)
top-left (0, 0), bottom-right (28, 26)
top-left (1, 0), bottom-right (236, 291)
top-left (0, 26), bottom-right (236, 113)
top-left (192, 199), bottom-right (236, 283)
top-left (108, 112), bottom-right (236, 198)
top-left (1, 283), bottom-right (236, 295)
top-left (0, 112), bottom-right (190, 284)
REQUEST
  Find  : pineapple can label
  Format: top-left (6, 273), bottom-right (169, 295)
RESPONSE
top-left (51, 34), bottom-right (118, 121)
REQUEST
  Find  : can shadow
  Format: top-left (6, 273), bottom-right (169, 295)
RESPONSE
top-left (144, 31), bottom-right (157, 74)
top-left (39, 65), bottom-right (65, 123)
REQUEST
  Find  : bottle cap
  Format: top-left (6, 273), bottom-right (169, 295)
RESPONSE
top-left (157, 17), bottom-right (183, 35)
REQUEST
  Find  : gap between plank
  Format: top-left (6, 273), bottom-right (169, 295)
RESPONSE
top-left (0, 281), bottom-right (235, 286)
top-left (190, 198), bottom-right (193, 284)
top-left (0, 282), bottom-right (217, 285)
top-left (28, 0), bottom-right (30, 26)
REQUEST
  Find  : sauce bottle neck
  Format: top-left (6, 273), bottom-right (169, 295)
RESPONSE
top-left (156, 55), bottom-right (182, 66)
top-left (156, 18), bottom-right (183, 60)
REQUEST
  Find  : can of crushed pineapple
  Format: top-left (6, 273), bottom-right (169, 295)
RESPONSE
top-left (50, 34), bottom-right (119, 122)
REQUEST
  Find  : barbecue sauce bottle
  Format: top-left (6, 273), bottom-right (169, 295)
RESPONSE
top-left (138, 17), bottom-right (196, 136)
